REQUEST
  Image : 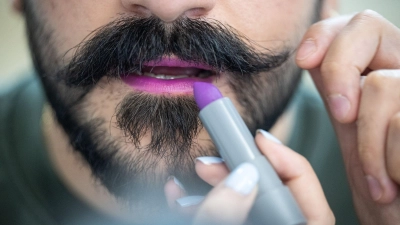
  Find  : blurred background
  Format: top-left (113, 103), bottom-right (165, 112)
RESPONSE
top-left (1, 0), bottom-right (400, 84)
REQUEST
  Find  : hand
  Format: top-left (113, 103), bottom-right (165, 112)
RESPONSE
top-left (296, 10), bottom-right (400, 224)
top-left (164, 130), bottom-right (334, 225)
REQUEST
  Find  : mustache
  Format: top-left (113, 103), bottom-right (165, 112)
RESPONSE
top-left (61, 16), bottom-right (290, 87)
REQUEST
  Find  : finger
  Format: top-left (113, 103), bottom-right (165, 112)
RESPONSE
top-left (164, 176), bottom-right (187, 209)
top-left (175, 196), bottom-right (205, 216)
top-left (387, 112), bottom-right (400, 185)
top-left (315, 10), bottom-right (400, 123)
top-left (165, 177), bottom-right (204, 217)
top-left (170, 156), bottom-right (226, 216)
top-left (358, 70), bottom-right (400, 203)
top-left (195, 156), bottom-right (229, 186)
top-left (296, 14), bottom-right (354, 69)
top-left (256, 130), bottom-right (335, 225)
top-left (193, 163), bottom-right (258, 225)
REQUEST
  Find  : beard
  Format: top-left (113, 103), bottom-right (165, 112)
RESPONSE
top-left (23, 1), bottom-right (303, 221)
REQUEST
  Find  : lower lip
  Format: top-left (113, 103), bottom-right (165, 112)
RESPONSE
top-left (122, 74), bottom-right (213, 94)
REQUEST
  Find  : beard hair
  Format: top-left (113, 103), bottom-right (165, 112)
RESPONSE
top-left (23, 0), bottom-right (304, 221)
top-left (116, 93), bottom-right (201, 157)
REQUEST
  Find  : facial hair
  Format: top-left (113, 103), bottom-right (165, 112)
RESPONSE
top-left (24, 3), bottom-right (303, 220)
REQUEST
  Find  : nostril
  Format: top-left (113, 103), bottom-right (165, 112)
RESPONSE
top-left (122, 3), bottom-right (151, 17)
top-left (121, 0), bottom-right (216, 23)
top-left (133, 4), bottom-right (152, 17)
top-left (185, 7), bottom-right (209, 18)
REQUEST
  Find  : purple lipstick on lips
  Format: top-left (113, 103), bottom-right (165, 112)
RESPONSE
top-left (193, 82), bottom-right (306, 225)
top-left (122, 58), bottom-right (213, 94)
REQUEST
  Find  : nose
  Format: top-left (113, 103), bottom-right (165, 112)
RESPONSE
top-left (121, 0), bottom-right (216, 22)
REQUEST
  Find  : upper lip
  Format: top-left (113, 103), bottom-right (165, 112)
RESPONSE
top-left (137, 57), bottom-right (217, 79)
top-left (143, 58), bottom-right (214, 71)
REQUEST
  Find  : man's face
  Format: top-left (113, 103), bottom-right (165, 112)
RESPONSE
top-left (23, 0), bottom-right (319, 221)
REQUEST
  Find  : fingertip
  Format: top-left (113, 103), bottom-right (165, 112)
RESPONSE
top-left (326, 91), bottom-right (361, 124)
top-left (255, 130), bottom-right (308, 181)
top-left (195, 156), bottom-right (224, 165)
top-left (164, 176), bottom-right (186, 209)
top-left (176, 196), bottom-right (205, 207)
top-left (296, 38), bottom-right (317, 61)
top-left (369, 176), bottom-right (398, 204)
top-left (256, 129), bottom-right (282, 144)
top-left (387, 112), bottom-right (400, 185)
top-left (254, 131), bottom-right (284, 169)
top-left (193, 168), bottom-right (258, 225)
top-left (175, 195), bottom-right (203, 216)
top-left (326, 94), bottom-right (351, 123)
top-left (195, 157), bottom-right (229, 187)
top-left (296, 39), bottom-right (326, 70)
top-left (364, 169), bottom-right (399, 204)
top-left (387, 158), bottom-right (400, 187)
top-left (225, 163), bottom-right (259, 196)
top-left (11, 0), bottom-right (24, 13)
top-left (381, 180), bottom-right (398, 204)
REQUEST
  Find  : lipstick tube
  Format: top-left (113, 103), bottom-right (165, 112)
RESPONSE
top-left (195, 83), bottom-right (306, 225)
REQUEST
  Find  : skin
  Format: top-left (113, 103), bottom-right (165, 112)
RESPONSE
top-left (18, 0), bottom-right (317, 218)
top-left (166, 132), bottom-right (335, 224)
top-left (297, 11), bottom-right (400, 224)
top-left (190, 9), bottom-right (400, 224)
top-left (10, 0), bottom-right (400, 224)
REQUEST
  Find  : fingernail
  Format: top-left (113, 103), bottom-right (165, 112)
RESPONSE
top-left (170, 176), bottom-right (185, 191)
top-left (225, 163), bottom-right (259, 195)
top-left (176, 196), bottom-right (204, 207)
top-left (196, 156), bottom-right (224, 165)
top-left (256, 129), bottom-right (282, 144)
top-left (327, 94), bottom-right (350, 122)
top-left (366, 175), bottom-right (382, 201)
top-left (297, 39), bottom-right (317, 60)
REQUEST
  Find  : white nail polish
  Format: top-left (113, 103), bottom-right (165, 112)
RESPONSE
top-left (176, 196), bottom-right (204, 207)
top-left (225, 163), bottom-right (259, 195)
top-left (172, 176), bottom-right (185, 190)
top-left (196, 156), bottom-right (224, 165)
top-left (256, 129), bottom-right (282, 144)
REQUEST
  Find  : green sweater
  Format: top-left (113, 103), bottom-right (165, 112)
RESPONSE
top-left (0, 74), bottom-right (358, 224)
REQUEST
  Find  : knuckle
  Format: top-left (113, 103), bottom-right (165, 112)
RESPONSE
top-left (320, 61), bottom-right (342, 77)
top-left (296, 154), bottom-right (313, 173)
top-left (388, 171), bottom-right (400, 184)
top-left (330, 212), bottom-right (336, 225)
top-left (320, 61), bottom-right (360, 80)
top-left (312, 209), bottom-right (336, 225)
top-left (387, 158), bottom-right (400, 183)
top-left (363, 70), bottom-right (400, 96)
top-left (326, 211), bottom-right (336, 225)
top-left (306, 20), bottom-right (332, 38)
top-left (357, 143), bottom-right (377, 172)
top-left (390, 113), bottom-right (400, 131)
top-left (353, 10), bottom-right (383, 24)
top-left (356, 113), bottom-right (372, 129)
top-left (358, 143), bottom-right (372, 158)
top-left (363, 71), bottom-right (389, 92)
top-left (297, 154), bottom-right (308, 166)
top-left (387, 113), bottom-right (400, 182)
top-left (308, 21), bottom-right (324, 34)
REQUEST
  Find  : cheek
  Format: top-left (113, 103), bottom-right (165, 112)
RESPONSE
top-left (209, 0), bottom-right (316, 50)
top-left (36, 0), bottom-right (125, 60)
top-left (37, 0), bottom-right (315, 60)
